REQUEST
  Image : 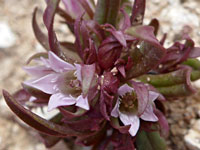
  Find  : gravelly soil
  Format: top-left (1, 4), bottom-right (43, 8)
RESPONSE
top-left (0, 0), bottom-right (200, 149)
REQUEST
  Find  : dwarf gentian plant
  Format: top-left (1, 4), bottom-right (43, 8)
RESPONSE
top-left (3, 0), bottom-right (200, 149)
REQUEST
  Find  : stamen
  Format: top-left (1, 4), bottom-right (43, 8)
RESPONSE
top-left (111, 67), bottom-right (118, 75)
top-left (119, 92), bottom-right (138, 112)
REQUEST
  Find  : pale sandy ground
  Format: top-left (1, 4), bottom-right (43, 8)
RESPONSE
top-left (0, 0), bottom-right (200, 149)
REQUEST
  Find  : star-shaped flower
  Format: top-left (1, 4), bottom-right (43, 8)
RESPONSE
top-left (24, 51), bottom-right (96, 111)
top-left (111, 83), bottom-right (159, 136)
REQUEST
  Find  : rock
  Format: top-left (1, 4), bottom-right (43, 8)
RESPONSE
top-left (193, 80), bottom-right (200, 88)
top-left (184, 130), bottom-right (200, 150)
top-left (192, 120), bottom-right (200, 133)
top-left (0, 96), bottom-right (13, 118)
top-left (0, 115), bottom-right (46, 150)
top-left (160, 3), bottom-right (199, 31)
top-left (0, 22), bottom-right (16, 48)
top-left (184, 120), bottom-right (200, 150)
top-left (50, 141), bottom-right (69, 150)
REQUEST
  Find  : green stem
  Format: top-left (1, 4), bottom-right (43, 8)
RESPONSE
top-left (94, 0), bottom-right (108, 24)
top-left (138, 70), bottom-right (200, 87)
top-left (120, 0), bottom-right (129, 5)
top-left (136, 131), bottom-right (167, 150)
top-left (191, 70), bottom-right (200, 81)
top-left (138, 70), bottom-right (186, 87)
top-left (94, 0), bottom-right (121, 26)
top-left (157, 84), bottom-right (193, 97)
top-left (106, 0), bottom-right (121, 26)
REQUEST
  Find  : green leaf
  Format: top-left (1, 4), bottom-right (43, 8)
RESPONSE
top-left (136, 130), bottom-right (167, 150)
top-left (157, 83), bottom-right (195, 97)
top-left (138, 67), bottom-right (193, 87)
top-left (183, 58), bottom-right (200, 70)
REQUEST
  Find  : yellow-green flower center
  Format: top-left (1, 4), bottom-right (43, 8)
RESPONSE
top-left (60, 71), bottom-right (82, 97)
top-left (119, 92), bottom-right (138, 113)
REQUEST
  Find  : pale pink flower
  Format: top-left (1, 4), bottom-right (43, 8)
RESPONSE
top-left (24, 51), bottom-right (96, 111)
top-left (111, 84), bottom-right (159, 136)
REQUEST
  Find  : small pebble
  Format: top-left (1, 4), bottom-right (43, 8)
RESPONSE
top-left (184, 130), bottom-right (200, 150)
top-left (0, 22), bottom-right (16, 48)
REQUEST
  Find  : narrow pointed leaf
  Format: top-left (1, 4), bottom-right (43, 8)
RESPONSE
top-left (39, 113), bottom-right (63, 148)
top-left (149, 19), bottom-right (159, 36)
top-left (40, 133), bottom-right (61, 148)
top-left (60, 42), bottom-right (76, 51)
top-left (131, 0), bottom-right (146, 26)
top-left (120, 8), bottom-right (131, 31)
top-left (2, 90), bottom-right (83, 137)
top-left (79, 0), bottom-right (94, 19)
top-left (62, 0), bottom-right (84, 19)
top-left (43, 0), bottom-right (61, 56)
top-left (26, 52), bottom-right (48, 64)
top-left (74, 16), bottom-right (90, 60)
top-left (44, 0), bottom-right (82, 63)
top-left (32, 8), bottom-right (50, 50)
top-left (59, 107), bottom-right (87, 119)
top-left (57, 7), bottom-right (74, 24)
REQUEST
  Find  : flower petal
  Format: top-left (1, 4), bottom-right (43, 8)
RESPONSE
top-left (129, 119), bottom-right (140, 136)
top-left (74, 64), bottom-right (82, 81)
top-left (40, 57), bottom-right (51, 68)
top-left (149, 91), bottom-right (159, 102)
top-left (111, 99), bottom-right (120, 118)
top-left (48, 93), bottom-right (76, 111)
top-left (81, 64), bottom-right (97, 97)
top-left (29, 96), bottom-right (37, 102)
top-left (119, 112), bottom-right (140, 136)
top-left (48, 51), bottom-right (75, 72)
top-left (23, 73), bottom-right (60, 94)
top-left (23, 66), bottom-right (53, 78)
top-left (140, 104), bottom-right (158, 122)
top-left (75, 95), bottom-right (89, 110)
top-left (118, 84), bottom-right (134, 96)
top-left (131, 81), bottom-right (149, 116)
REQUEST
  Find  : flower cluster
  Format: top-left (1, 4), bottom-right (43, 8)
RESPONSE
top-left (3, 0), bottom-right (200, 149)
